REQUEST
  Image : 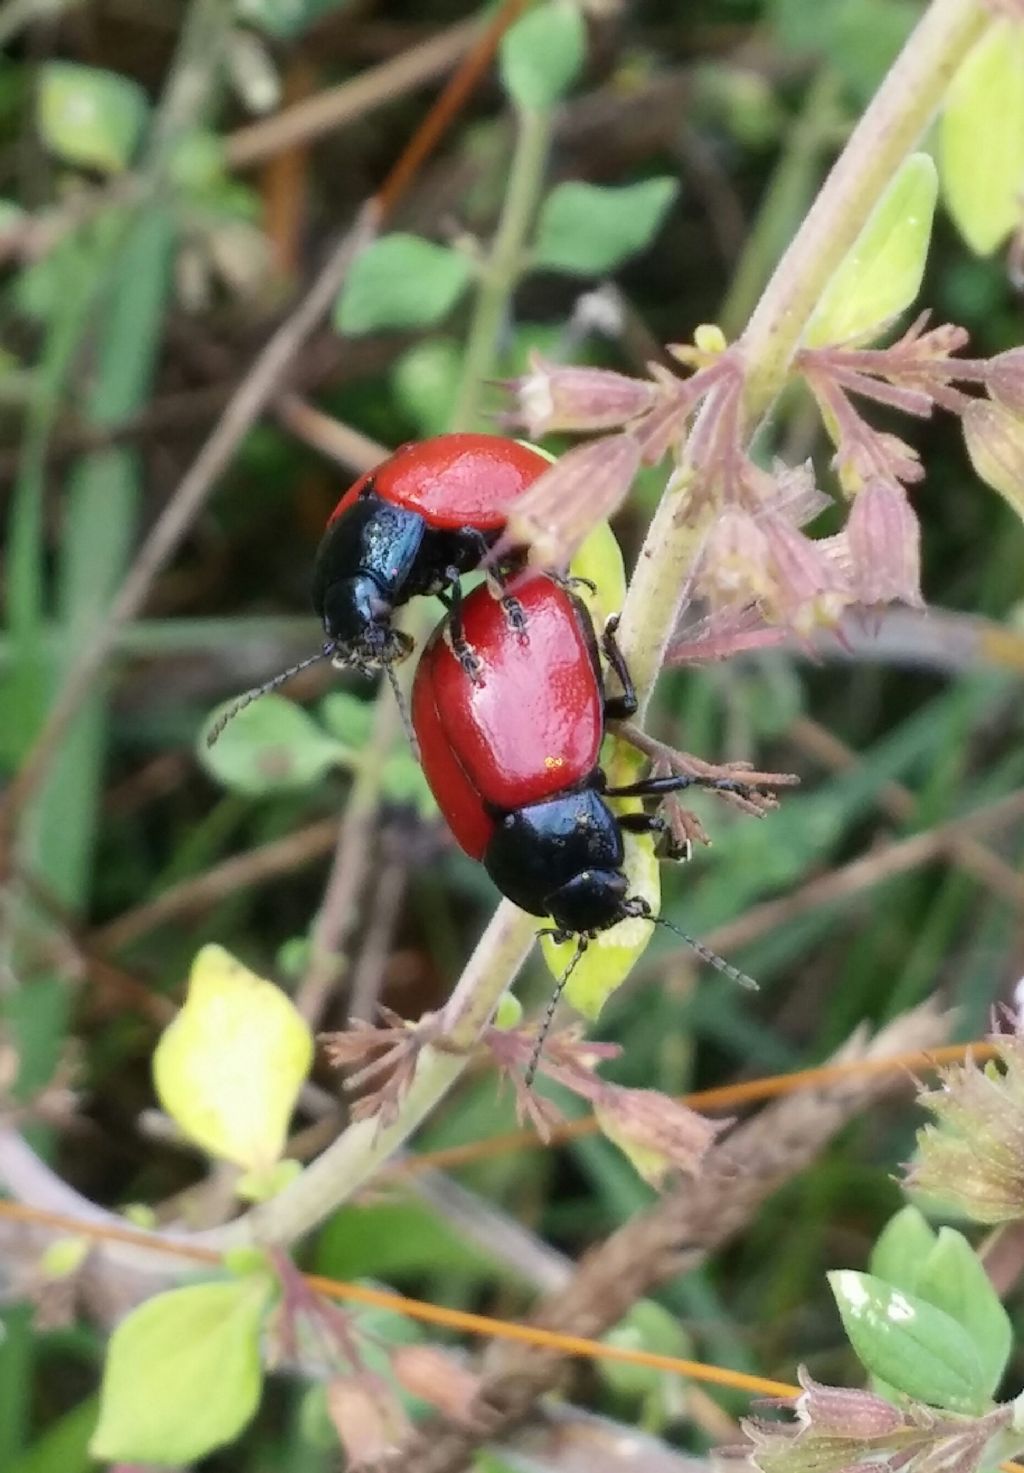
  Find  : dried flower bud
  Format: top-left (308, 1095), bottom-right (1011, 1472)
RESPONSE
top-left (692, 507), bottom-right (775, 611)
top-left (497, 433), bottom-right (641, 571)
top-left (962, 399), bottom-right (1024, 519)
top-left (594, 1088), bottom-right (725, 1186)
top-left (759, 514), bottom-right (851, 635)
top-left (325, 1376), bottom-right (411, 1469)
top-left (730, 1367), bottom-right (1014, 1473)
top-left (845, 479), bottom-right (923, 608)
top-left (986, 347), bottom-right (1024, 416)
top-left (391, 1346), bottom-right (483, 1426)
top-left (906, 1031), bottom-right (1024, 1223)
top-left (505, 352), bottom-right (656, 438)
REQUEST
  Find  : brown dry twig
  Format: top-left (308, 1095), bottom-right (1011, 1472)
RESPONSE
top-left (395, 1002), bottom-right (950, 1473)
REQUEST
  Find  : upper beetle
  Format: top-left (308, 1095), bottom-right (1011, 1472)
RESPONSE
top-left (312, 433), bottom-right (550, 668)
top-left (411, 574), bottom-right (758, 940)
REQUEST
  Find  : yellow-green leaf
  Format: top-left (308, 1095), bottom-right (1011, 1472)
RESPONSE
top-left (569, 518), bottom-right (628, 625)
top-left (540, 737), bottom-right (658, 1020)
top-left (38, 63), bottom-right (148, 174)
top-left (940, 20), bottom-right (1024, 256)
top-left (153, 945), bottom-right (313, 1173)
top-left (804, 153), bottom-right (937, 348)
top-left (91, 1277), bottom-right (272, 1464)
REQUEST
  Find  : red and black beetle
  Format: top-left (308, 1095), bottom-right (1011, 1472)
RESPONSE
top-left (412, 574), bottom-right (758, 943)
top-left (312, 432), bottom-right (550, 668)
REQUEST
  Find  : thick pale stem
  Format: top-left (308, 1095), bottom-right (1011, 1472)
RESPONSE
top-left (621, 0), bottom-right (990, 714)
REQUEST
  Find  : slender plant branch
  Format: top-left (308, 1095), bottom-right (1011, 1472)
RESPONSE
top-left (452, 103), bottom-right (554, 430)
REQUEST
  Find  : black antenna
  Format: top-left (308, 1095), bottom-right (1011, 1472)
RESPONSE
top-left (525, 938), bottom-right (588, 1087)
top-left (651, 914), bottom-right (758, 991)
top-left (206, 647), bottom-right (334, 748)
top-left (384, 660), bottom-right (420, 761)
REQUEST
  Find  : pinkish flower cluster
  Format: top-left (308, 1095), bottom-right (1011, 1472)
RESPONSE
top-left (498, 313), bottom-right (1024, 645)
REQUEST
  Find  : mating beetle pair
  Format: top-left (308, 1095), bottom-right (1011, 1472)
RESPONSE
top-left (214, 433), bottom-right (760, 1064)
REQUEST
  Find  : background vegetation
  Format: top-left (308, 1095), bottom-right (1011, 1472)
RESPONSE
top-left (1, 1), bottom-right (1023, 1470)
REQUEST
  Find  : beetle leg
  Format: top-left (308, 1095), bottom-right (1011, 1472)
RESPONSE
top-left (442, 569), bottom-right (484, 682)
top-left (603, 772), bottom-right (758, 802)
top-left (601, 614), bottom-right (639, 720)
top-left (616, 811), bottom-right (691, 862)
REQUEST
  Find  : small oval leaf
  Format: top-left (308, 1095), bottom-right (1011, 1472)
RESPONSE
top-left (829, 1269), bottom-right (990, 1413)
top-left (939, 20), bottom-right (1024, 257)
top-left (153, 945), bottom-right (314, 1172)
top-left (499, 0), bottom-right (586, 112)
top-left (38, 63), bottom-right (148, 174)
top-left (199, 693), bottom-right (344, 795)
top-left (336, 234), bottom-right (472, 336)
top-left (915, 1228), bottom-right (1012, 1398)
top-left (533, 178), bottom-right (678, 277)
top-left (91, 1276), bottom-right (272, 1464)
top-left (804, 153), bottom-right (937, 347)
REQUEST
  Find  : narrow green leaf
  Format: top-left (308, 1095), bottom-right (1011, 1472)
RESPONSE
top-left (38, 63), bottom-right (148, 173)
top-left (335, 234), bottom-right (472, 336)
top-left (829, 1269), bottom-right (990, 1413)
top-left (90, 1277), bottom-right (272, 1463)
top-left (940, 20), bottom-right (1024, 256)
top-left (199, 693), bottom-right (344, 795)
top-left (869, 1205), bottom-right (936, 1289)
top-left (804, 153), bottom-right (937, 347)
top-left (499, 1), bottom-right (586, 112)
top-left (532, 178), bottom-right (679, 277)
top-left (914, 1229), bottom-right (1012, 1397)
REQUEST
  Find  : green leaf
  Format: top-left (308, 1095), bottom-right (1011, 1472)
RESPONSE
top-left (319, 690), bottom-right (374, 748)
top-left (199, 693), bottom-right (344, 795)
top-left (532, 178), bottom-right (678, 277)
top-left (914, 1229), bottom-right (1012, 1398)
top-left (499, 1), bottom-right (586, 112)
top-left (392, 338), bottom-right (463, 438)
top-left (600, 1300), bottom-right (691, 1398)
top-left (828, 1269), bottom-right (990, 1413)
top-left (940, 20), bottom-right (1024, 256)
top-left (238, 0), bottom-right (354, 40)
top-left (90, 1277), bottom-right (272, 1463)
top-left (153, 944), bottom-right (314, 1172)
top-left (335, 234), bottom-right (472, 336)
top-left (37, 63), bottom-right (148, 173)
top-left (804, 152), bottom-right (937, 347)
top-left (869, 1204), bottom-right (936, 1288)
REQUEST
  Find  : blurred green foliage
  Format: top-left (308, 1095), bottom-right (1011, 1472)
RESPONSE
top-left (2, 0), bottom-right (1024, 1468)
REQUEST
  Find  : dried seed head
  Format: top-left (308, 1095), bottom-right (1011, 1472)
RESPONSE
top-left (325, 1376), bottom-right (411, 1469)
top-left (497, 432), bottom-right (641, 571)
top-left (759, 513), bottom-right (851, 635)
top-left (594, 1088), bottom-right (725, 1186)
top-left (906, 1032), bottom-right (1024, 1223)
top-left (962, 399), bottom-right (1024, 519)
top-left (504, 352), bottom-right (657, 438)
top-left (692, 506), bottom-right (775, 610)
top-left (986, 347), bottom-right (1024, 417)
top-left (391, 1346), bottom-right (483, 1426)
top-left (845, 479), bottom-right (923, 609)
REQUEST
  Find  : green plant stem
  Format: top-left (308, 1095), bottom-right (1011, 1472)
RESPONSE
top-left (718, 68), bottom-right (844, 340)
top-left (451, 104), bottom-right (553, 430)
top-left (619, 0), bottom-right (992, 718)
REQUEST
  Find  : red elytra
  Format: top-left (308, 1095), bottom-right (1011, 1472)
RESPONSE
top-left (411, 578), bottom-right (603, 858)
top-left (327, 433), bottom-right (550, 532)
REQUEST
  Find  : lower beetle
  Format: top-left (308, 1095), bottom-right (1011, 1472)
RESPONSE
top-left (411, 575), bottom-right (759, 1078)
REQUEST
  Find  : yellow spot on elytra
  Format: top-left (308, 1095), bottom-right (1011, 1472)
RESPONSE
top-left (544, 755), bottom-right (565, 770)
